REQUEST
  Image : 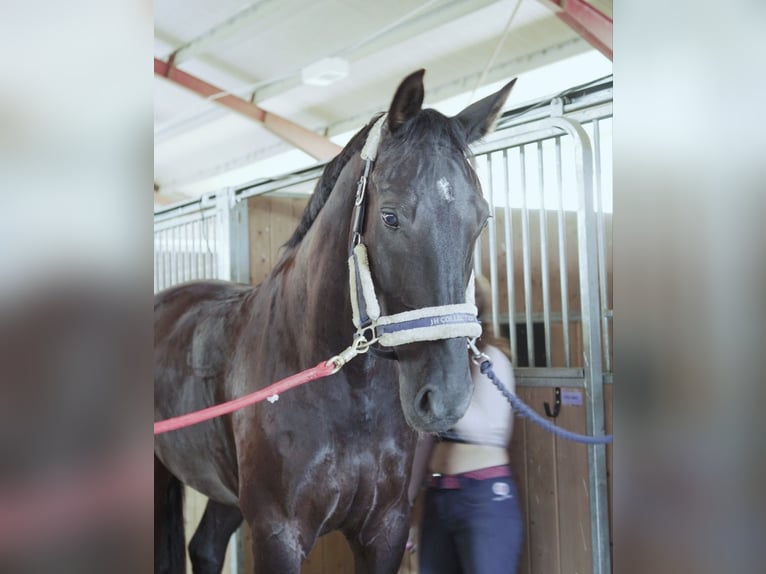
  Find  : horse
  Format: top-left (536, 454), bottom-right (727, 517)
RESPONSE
top-left (154, 69), bottom-right (515, 574)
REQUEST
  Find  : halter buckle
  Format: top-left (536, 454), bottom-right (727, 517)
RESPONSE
top-left (355, 176), bottom-right (367, 206)
top-left (468, 338), bottom-right (489, 365)
top-left (326, 327), bottom-right (380, 374)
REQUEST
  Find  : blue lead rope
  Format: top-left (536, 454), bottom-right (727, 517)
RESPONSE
top-left (480, 359), bottom-right (613, 445)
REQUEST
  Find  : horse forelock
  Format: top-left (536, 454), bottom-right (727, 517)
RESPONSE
top-left (387, 109), bottom-right (471, 157)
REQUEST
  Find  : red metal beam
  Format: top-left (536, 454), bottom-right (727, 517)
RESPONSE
top-left (154, 58), bottom-right (342, 161)
top-left (539, 0), bottom-right (612, 60)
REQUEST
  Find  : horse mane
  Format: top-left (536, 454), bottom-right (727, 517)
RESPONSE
top-left (282, 113), bottom-right (385, 251)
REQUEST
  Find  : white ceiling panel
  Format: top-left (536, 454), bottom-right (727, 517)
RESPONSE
top-left (154, 0), bottom-right (612, 204)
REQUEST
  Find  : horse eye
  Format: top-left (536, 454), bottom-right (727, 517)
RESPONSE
top-left (381, 211), bottom-right (399, 229)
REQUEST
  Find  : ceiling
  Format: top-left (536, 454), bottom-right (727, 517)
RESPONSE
top-left (154, 0), bottom-right (612, 206)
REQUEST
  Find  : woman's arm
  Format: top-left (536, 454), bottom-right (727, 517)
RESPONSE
top-left (408, 433), bottom-right (435, 505)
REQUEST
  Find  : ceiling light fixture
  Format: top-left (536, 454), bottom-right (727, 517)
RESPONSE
top-left (301, 57), bottom-right (350, 87)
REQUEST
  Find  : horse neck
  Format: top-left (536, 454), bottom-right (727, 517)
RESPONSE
top-left (278, 156), bottom-right (362, 361)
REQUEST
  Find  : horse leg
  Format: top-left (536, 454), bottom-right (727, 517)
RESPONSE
top-left (188, 500), bottom-right (243, 574)
top-left (246, 514), bottom-right (306, 574)
top-left (347, 506), bottom-right (411, 574)
top-left (155, 455), bottom-right (186, 574)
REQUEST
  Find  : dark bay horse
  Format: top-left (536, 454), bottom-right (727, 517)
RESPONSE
top-left (154, 70), bottom-right (515, 573)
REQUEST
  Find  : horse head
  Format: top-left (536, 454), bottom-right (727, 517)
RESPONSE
top-left (358, 70), bottom-right (516, 433)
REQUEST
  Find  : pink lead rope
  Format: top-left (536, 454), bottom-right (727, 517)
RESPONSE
top-left (154, 360), bottom-right (337, 435)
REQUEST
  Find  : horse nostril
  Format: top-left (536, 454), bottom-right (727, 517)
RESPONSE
top-left (416, 387), bottom-right (433, 416)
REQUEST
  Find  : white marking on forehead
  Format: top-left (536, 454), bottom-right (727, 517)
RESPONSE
top-left (437, 177), bottom-right (454, 202)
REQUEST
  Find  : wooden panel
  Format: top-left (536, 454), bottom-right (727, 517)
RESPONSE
top-left (269, 198), bottom-right (299, 262)
top-left (509, 399), bottom-right (532, 574)
top-left (248, 196), bottom-right (274, 286)
top-left (301, 533), bottom-right (324, 574)
top-left (523, 387), bottom-right (561, 574)
top-left (243, 523), bottom-right (254, 574)
top-left (302, 532), bottom-right (354, 574)
top-left (554, 389), bottom-right (592, 574)
top-left (248, 196), bottom-right (308, 287)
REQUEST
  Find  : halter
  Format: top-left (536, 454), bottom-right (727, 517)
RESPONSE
top-left (346, 114), bottom-right (482, 353)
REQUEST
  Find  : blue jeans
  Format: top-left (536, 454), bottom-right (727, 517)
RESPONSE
top-left (418, 473), bottom-right (523, 574)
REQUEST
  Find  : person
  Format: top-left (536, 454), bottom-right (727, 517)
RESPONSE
top-left (409, 277), bottom-right (523, 574)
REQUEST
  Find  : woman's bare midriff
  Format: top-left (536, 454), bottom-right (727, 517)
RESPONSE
top-left (428, 441), bottom-right (509, 475)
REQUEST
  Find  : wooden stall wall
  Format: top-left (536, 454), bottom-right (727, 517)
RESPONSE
top-left (248, 195), bottom-right (309, 286)
top-left (238, 196), bottom-right (613, 574)
top-left (479, 208), bottom-right (612, 574)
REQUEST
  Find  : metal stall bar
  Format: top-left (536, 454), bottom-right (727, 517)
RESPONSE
top-left (207, 215), bottom-right (214, 278)
top-left (153, 202), bottom-right (235, 285)
top-left (195, 214), bottom-right (202, 281)
top-left (170, 226), bottom-right (176, 287)
top-left (485, 153), bottom-right (501, 337)
top-left (592, 120), bottom-right (611, 373)
top-left (164, 229), bottom-right (170, 291)
top-left (155, 232), bottom-right (160, 292)
top-left (191, 221), bottom-right (197, 282)
top-left (203, 215), bottom-right (212, 278)
top-left (178, 225), bottom-right (185, 283)
top-left (216, 191), bottom-right (232, 283)
top-left (198, 219), bottom-right (206, 279)
top-left (178, 224), bottom-right (185, 283)
top-left (555, 136), bottom-right (571, 367)
top-left (213, 212), bottom-right (219, 278)
top-left (153, 234), bottom-right (159, 293)
top-left (502, 148), bottom-right (518, 361)
top-left (537, 141), bottom-right (552, 366)
top-left (547, 115), bottom-right (609, 574)
top-left (176, 225), bottom-right (183, 284)
top-left (210, 212), bottom-right (215, 278)
top-left (158, 234), bottom-right (164, 292)
top-left (518, 145), bottom-right (536, 366)
top-left (184, 223), bottom-right (194, 281)
top-left (229, 195), bottom-right (251, 284)
top-left (186, 222), bottom-right (193, 282)
top-left (164, 226), bottom-right (170, 290)
top-left (176, 223), bottom-right (189, 283)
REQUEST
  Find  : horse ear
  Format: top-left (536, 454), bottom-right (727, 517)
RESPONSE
top-left (388, 69), bottom-right (426, 133)
top-left (454, 78), bottom-right (517, 143)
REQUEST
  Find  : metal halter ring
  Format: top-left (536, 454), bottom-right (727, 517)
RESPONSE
top-left (467, 338), bottom-right (489, 366)
top-left (326, 327), bottom-right (380, 374)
